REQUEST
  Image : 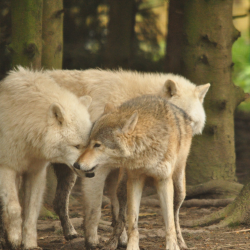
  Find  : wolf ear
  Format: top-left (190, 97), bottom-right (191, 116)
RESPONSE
top-left (79, 95), bottom-right (92, 109)
top-left (196, 83), bottom-right (210, 103)
top-left (122, 111), bottom-right (138, 135)
top-left (49, 103), bottom-right (65, 125)
top-left (104, 103), bottom-right (116, 114)
top-left (164, 79), bottom-right (178, 96)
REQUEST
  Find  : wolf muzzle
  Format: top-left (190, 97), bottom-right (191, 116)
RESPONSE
top-left (73, 162), bottom-right (97, 178)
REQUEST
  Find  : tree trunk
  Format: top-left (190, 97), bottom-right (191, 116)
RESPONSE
top-left (164, 0), bottom-right (184, 74)
top-left (104, 0), bottom-right (136, 69)
top-left (180, 0), bottom-right (245, 185)
top-left (41, 0), bottom-right (64, 216)
top-left (42, 0), bottom-right (63, 69)
top-left (10, 0), bottom-right (43, 69)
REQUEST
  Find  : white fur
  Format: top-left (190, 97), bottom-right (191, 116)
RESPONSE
top-left (47, 69), bottom-right (210, 135)
top-left (46, 68), bottom-right (209, 248)
top-left (0, 67), bottom-right (92, 249)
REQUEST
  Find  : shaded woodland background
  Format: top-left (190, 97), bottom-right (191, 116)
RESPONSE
top-left (0, 0), bottom-right (250, 182)
top-left (1, 0), bottom-right (250, 220)
top-left (0, 0), bottom-right (168, 78)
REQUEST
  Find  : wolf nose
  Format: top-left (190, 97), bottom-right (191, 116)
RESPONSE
top-left (73, 162), bottom-right (80, 170)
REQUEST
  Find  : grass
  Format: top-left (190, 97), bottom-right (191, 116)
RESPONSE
top-left (232, 34), bottom-right (250, 111)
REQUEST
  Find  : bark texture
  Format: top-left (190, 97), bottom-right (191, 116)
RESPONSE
top-left (10, 0), bottom-right (43, 69)
top-left (42, 0), bottom-right (63, 69)
top-left (180, 0), bottom-right (245, 185)
top-left (164, 0), bottom-right (184, 74)
top-left (104, 0), bottom-right (136, 69)
top-left (42, 0), bottom-right (64, 215)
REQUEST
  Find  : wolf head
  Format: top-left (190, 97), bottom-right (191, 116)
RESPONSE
top-left (73, 104), bottom-right (140, 177)
top-left (43, 95), bottom-right (92, 169)
top-left (160, 75), bottom-right (210, 135)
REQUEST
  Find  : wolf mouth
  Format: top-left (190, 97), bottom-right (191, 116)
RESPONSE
top-left (84, 165), bottom-right (98, 178)
top-left (84, 165), bottom-right (98, 172)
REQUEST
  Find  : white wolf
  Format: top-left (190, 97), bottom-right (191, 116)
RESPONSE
top-left (47, 69), bottom-right (210, 249)
top-left (0, 67), bottom-right (92, 249)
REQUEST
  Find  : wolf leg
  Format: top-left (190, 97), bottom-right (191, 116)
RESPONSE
top-left (155, 177), bottom-right (180, 250)
top-left (173, 169), bottom-right (188, 250)
top-left (0, 167), bottom-right (22, 249)
top-left (126, 172), bottom-right (145, 250)
top-left (22, 165), bottom-right (47, 249)
top-left (83, 166), bottom-right (111, 250)
top-left (115, 169), bottom-right (128, 247)
top-left (102, 169), bottom-right (128, 250)
top-left (53, 163), bottom-right (78, 240)
top-left (105, 169), bottom-right (120, 227)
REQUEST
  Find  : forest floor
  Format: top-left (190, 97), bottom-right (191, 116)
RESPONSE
top-left (34, 111), bottom-right (250, 250)
top-left (36, 184), bottom-right (250, 250)
top-left (35, 110), bottom-right (250, 250)
top-left (5, 110), bottom-right (249, 250)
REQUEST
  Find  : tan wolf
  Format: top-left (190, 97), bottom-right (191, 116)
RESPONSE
top-left (46, 69), bottom-right (210, 248)
top-left (74, 95), bottom-right (203, 250)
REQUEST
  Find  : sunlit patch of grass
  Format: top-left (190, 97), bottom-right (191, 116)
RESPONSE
top-left (233, 34), bottom-right (250, 111)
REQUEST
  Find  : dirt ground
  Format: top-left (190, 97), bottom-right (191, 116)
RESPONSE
top-left (0, 111), bottom-right (242, 249)
top-left (35, 184), bottom-right (250, 250)
top-left (32, 110), bottom-right (250, 250)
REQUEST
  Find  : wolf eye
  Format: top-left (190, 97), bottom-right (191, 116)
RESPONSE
top-left (94, 143), bottom-right (101, 148)
top-left (74, 145), bottom-right (81, 149)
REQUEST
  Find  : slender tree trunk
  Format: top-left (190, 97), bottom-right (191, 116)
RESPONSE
top-left (42, 0), bottom-right (63, 69)
top-left (104, 0), bottom-right (136, 69)
top-left (41, 0), bottom-right (64, 215)
top-left (10, 0), bottom-right (43, 69)
top-left (164, 0), bottom-right (184, 74)
top-left (180, 0), bottom-right (245, 185)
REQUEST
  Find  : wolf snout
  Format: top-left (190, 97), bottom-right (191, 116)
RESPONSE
top-left (73, 162), bottom-right (97, 173)
top-left (73, 162), bottom-right (81, 170)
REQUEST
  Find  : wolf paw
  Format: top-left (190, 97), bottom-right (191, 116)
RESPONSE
top-left (101, 237), bottom-right (118, 250)
top-left (179, 242), bottom-right (188, 250)
top-left (166, 240), bottom-right (180, 250)
top-left (118, 228), bottom-right (128, 247)
top-left (126, 246), bottom-right (140, 250)
top-left (4, 236), bottom-right (22, 250)
top-left (126, 242), bottom-right (140, 250)
top-left (85, 240), bottom-right (100, 250)
top-left (65, 233), bottom-right (78, 241)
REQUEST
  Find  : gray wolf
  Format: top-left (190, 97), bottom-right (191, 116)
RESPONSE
top-left (0, 67), bottom-right (92, 249)
top-left (46, 69), bottom-right (210, 248)
top-left (74, 95), bottom-right (203, 250)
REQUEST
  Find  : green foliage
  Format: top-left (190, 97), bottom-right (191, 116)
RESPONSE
top-left (232, 35), bottom-right (250, 110)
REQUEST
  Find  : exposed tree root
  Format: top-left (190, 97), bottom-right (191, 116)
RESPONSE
top-left (186, 180), bottom-right (243, 199)
top-left (182, 198), bottom-right (234, 208)
top-left (181, 183), bottom-right (250, 228)
top-left (140, 198), bottom-right (234, 208)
